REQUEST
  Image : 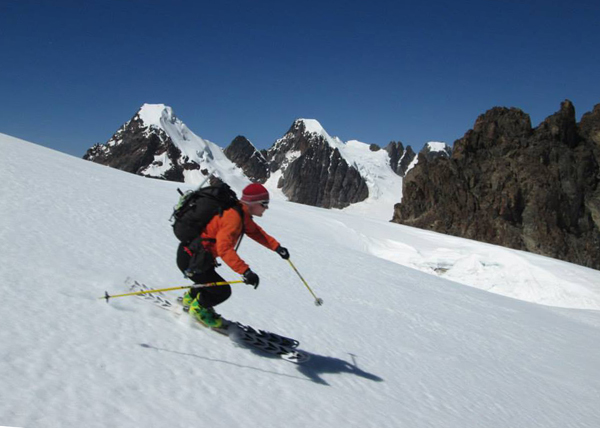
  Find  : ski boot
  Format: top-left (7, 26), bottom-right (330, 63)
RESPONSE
top-left (181, 291), bottom-right (194, 310)
top-left (189, 299), bottom-right (223, 329)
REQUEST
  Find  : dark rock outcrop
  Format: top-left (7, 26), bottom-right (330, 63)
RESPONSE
top-left (422, 142), bottom-right (453, 162)
top-left (267, 120), bottom-right (318, 173)
top-left (281, 140), bottom-right (368, 208)
top-left (223, 136), bottom-right (270, 183)
top-left (266, 119), bottom-right (368, 208)
top-left (84, 114), bottom-right (177, 176)
top-left (385, 141), bottom-right (417, 177)
top-left (393, 100), bottom-right (600, 269)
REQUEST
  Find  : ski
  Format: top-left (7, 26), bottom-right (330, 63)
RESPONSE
top-left (126, 279), bottom-right (310, 363)
top-left (176, 296), bottom-right (299, 349)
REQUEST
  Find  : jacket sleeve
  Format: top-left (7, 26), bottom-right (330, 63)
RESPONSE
top-left (215, 209), bottom-right (249, 275)
top-left (245, 215), bottom-right (280, 251)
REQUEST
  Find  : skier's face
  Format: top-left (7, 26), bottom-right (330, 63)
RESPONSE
top-left (248, 201), bottom-right (268, 217)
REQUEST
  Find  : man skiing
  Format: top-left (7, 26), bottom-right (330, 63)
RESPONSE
top-left (177, 183), bottom-right (290, 328)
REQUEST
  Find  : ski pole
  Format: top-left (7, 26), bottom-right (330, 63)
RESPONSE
top-left (287, 259), bottom-right (323, 306)
top-left (100, 280), bottom-right (244, 303)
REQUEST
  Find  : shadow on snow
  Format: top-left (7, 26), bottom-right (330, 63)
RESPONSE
top-left (139, 343), bottom-right (383, 386)
top-left (296, 352), bottom-right (384, 386)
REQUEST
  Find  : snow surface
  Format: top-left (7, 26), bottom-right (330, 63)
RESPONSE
top-left (332, 140), bottom-right (403, 220)
top-left (2, 133), bottom-right (600, 428)
top-left (426, 141), bottom-right (449, 152)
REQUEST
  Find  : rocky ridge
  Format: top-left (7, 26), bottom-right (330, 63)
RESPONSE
top-left (84, 104), bottom-right (426, 211)
top-left (393, 100), bottom-right (600, 269)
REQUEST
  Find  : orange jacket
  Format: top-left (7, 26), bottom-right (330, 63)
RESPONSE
top-left (200, 203), bottom-right (280, 274)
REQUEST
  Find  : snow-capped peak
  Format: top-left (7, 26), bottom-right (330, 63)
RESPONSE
top-left (89, 104), bottom-right (251, 192)
top-left (296, 118), bottom-right (330, 139)
top-left (137, 105), bottom-right (250, 191)
top-left (137, 103), bottom-right (172, 129)
top-left (293, 118), bottom-right (345, 149)
top-left (134, 103), bottom-right (196, 144)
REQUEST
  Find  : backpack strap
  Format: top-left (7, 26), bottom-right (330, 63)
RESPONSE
top-left (233, 205), bottom-right (245, 252)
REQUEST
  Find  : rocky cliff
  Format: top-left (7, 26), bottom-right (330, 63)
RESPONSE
top-left (83, 110), bottom-right (182, 178)
top-left (279, 138), bottom-right (368, 208)
top-left (385, 141), bottom-right (417, 177)
top-left (223, 136), bottom-right (270, 183)
top-left (393, 100), bottom-right (600, 269)
top-left (263, 119), bottom-right (369, 209)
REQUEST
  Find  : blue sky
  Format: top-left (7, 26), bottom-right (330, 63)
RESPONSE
top-left (1, 0), bottom-right (599, 156)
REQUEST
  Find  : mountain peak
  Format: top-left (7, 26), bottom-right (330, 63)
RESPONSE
top-left (84, 104), bottom-right (249, 190)
top-left (288, 118), bottom-right (343, 150)
top-left (135, 103), bottom-right (176, 131)
top-left (294, 118), bottom-right (326, 134)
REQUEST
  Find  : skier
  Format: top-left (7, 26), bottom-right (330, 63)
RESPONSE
top-left (177, 183), bottom-right (290, 328)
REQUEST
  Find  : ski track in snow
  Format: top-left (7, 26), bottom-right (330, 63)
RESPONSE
top-left (1, 133), bottom-right (600, 428)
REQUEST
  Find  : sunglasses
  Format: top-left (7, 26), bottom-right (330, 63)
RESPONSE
top-left (260, 201), bottom-right (269, 208)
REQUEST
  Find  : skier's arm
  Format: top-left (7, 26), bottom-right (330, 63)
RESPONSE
top-left (245, 217), bottom-right (280, 251)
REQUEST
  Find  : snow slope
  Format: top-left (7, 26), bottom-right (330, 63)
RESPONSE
top-left (1, 133), bottom-right (600, 428)
top-left (335, 140), bottom-right (404, 220)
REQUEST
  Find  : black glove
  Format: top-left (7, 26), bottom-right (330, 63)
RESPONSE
top-left (243, 269), bottom-right (260, 289)
top-left (276, 245), bottom-right (290, 260)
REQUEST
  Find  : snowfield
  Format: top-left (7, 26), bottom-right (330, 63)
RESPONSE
top-left (1, 132), bottom-right (599, 428)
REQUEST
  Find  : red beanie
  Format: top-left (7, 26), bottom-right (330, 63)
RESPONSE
top-left (241, 183), bottom-right (269, 203)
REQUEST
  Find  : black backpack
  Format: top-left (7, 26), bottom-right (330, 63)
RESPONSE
top-left (171, 183), bottom-right (241, 246)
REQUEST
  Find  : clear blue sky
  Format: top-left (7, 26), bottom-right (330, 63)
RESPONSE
top-left (1, 0), bottom-right (599, 156)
